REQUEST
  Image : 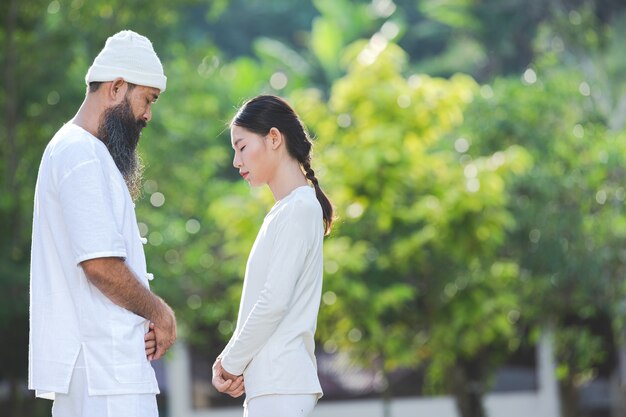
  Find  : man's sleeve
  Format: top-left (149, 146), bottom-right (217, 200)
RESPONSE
top-left (57, 157), bottom-right (127, 265)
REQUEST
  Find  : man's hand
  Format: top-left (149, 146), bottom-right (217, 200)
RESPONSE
top-left (212, 358), bottom-right (245, 398)
top-left (152, 299), bottom-right (177, 360)
top-left (80, 257), bottom-right (178, 359)
top-left (145, 322), bottom-right (156, 361)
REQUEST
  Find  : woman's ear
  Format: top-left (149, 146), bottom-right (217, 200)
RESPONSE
top-left (268, 127), bottom-right (283, 150)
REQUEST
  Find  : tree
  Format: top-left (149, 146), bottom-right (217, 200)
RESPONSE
top-left (293, 39), bottom-right (530, 417)
top-left (410, 0), bottom-right (626, 81)
top-left (458, 64), bottom-right (626, 417)
top-left (5, 1), bottom-right (626, 416)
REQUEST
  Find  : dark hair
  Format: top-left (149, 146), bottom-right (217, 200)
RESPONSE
top-left (232, 95), bottom-right (333, 235)
top-left (88, 81), bottom-right (136, 93)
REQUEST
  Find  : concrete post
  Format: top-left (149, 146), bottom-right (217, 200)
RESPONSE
top-left (166, 341), bottom-right (192, 417)
top-left (537, 328), bottom-right (561, 417)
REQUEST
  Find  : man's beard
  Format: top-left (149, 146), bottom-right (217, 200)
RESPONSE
top-left (97, 98), bottom-right (146, 201)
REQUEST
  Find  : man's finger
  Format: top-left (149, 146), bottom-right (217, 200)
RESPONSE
top-left (153, 348), bottom-right (164, 361)
top-left (153, 340), bottom-right (171, 360)
top-left (152, 325), bottom-right (175, 360)
top-left (145, 348), bottom-right (156, 361)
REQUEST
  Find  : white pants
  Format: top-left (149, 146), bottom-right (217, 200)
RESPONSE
top-left (51, 352), bottom-right (158, 417)
top-left (244, 394), bottom-right (317, 417)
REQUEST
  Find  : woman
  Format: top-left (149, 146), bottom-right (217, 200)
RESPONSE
top-left (211, 95), bottom-right (333, 417)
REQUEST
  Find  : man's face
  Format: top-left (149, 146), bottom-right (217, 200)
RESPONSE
top-left (126, 85), bottom-right (160, 124)
top-left (97, 85), bottom-right (160, 200)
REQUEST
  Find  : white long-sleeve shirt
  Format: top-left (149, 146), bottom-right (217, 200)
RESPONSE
top-left (221, 185), bottom-right (324, 402)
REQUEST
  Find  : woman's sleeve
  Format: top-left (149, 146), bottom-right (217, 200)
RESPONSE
top-left (220, 217), bottom-right (309, 375)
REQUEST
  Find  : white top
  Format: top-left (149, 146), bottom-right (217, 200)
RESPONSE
top-left (221, 186), bottom-right (325, 402)
top-left (29, 122), bottom-right (159, 399)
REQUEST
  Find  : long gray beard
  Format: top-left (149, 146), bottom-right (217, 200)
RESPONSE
top-left (97, 99), bottom-right (146, 201)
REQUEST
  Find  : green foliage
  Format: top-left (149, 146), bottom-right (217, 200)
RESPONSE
top-left (310, 0), bottom-right (375, 80)
top-left (293, 41), bottom-right (531, 397)
top-left (414, 0), bottom-right (626, 79)
top-left (426, 261), bottom-right (521, 392)
top-left (457, 62), bottom-right (626, 392)
top-left (4, 2), bottom-right (626, 416)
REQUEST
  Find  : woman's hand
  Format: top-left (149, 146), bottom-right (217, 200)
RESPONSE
top-left (212, 358), bottom-right (245, 398)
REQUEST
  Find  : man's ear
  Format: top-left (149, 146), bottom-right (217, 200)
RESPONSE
top-left (107, 78), bottom-right (127, 103)
top-left (268, 127), bottom-right (283, 150)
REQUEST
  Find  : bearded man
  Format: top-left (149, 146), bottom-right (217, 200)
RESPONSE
top-left (28, 30), bottom-right (176, 417)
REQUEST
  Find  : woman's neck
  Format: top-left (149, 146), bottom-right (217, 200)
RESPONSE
top-left (268, 160), bottom-right (308, 201)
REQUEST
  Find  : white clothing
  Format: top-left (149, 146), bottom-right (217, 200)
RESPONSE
top-left (52, 351), bottom-right (158, 417)
top-left (243, 394), bottom-right (317, 417)
top-left (221, 186), bottom-right (324, 403)
top-left (29, 122), bottom-right (159, 400)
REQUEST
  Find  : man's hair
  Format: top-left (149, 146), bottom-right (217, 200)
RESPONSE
top-left (88, 81), bottom-right (136, 94)
top-left (88, 82), bottom-right (103, 93)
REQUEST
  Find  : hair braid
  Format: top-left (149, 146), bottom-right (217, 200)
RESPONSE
top-left (301, 159), bottom-right (317, 186)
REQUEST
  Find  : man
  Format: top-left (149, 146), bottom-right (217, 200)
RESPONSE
top-left (29, 30), bottom-right (177, 417)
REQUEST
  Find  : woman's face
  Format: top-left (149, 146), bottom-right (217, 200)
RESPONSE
top-left (231, 125), bottom-right (273, 187)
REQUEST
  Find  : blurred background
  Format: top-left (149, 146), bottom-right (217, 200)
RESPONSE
top-left (2, 0), bottom-right (626, 416)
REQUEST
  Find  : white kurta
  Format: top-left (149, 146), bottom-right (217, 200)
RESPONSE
top-left (221, 186), bottom-right (324, 402)
top-left (29, 122), bottom-right (159, 399)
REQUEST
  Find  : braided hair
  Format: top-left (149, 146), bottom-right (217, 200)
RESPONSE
top-left (231, 95), bottom-right (333, 235)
